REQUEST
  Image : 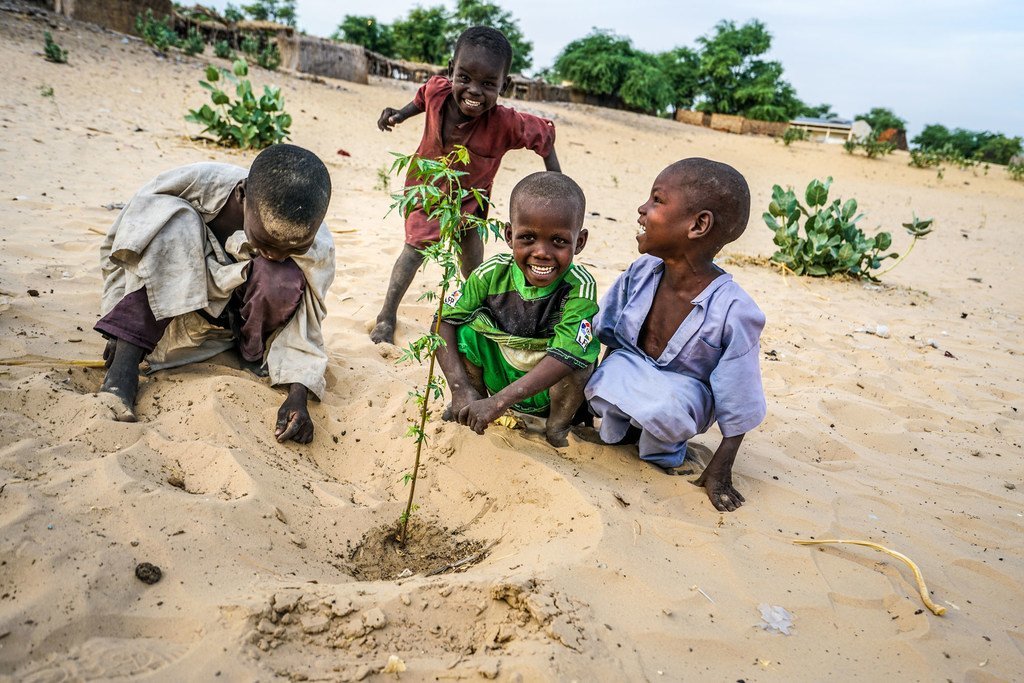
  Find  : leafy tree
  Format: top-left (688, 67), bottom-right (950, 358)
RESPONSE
top-left (657, 47), bottom-right (700, 110)
top-left (224, 3), bottom-right (245, 22)
top-left (694, 20), bottom-right (800, 122)
top-left (333, 15), bottom-right (395, 57)
top-left (912, 124), bottom-right (1022, 164)
top-left (240, 0), bottom-right (296, 26)
top-left (619, 52), bottom-right (675, 114)
top-left (855, 107), bottom-right (906, 132)
top-left (554, 30), bottom-right (635, 96)
top-left (800, 102), bottom-right (838, 120)
top-left (392, 5), bottom-right (450, 65)
top-left (448, 0), bottom-right (533, 73)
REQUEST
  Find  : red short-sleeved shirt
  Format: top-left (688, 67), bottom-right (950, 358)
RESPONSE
top-left (402, 75), bottom-right (556, 248)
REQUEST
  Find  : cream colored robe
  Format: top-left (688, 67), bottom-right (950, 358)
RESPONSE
top-left (99, 162), bottom-right (335, 400)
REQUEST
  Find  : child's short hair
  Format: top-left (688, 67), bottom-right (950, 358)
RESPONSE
top-left (509, 172), bottom-right (586, 231)
top-left (668, 158), bottom-right (750, 245)
top-left (248, 144), bottom-right (331, 243)
top-left (453, 26), bottom-right (513, 75)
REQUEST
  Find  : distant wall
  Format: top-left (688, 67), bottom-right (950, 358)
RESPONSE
top-left (51, 0), bottom-right (171, 35)
top-left (278, 35), bottom-right (368, 85)
top-left (676, 109), bottom-right (789, 138)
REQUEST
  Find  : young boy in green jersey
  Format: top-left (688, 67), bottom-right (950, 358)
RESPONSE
top-left (435, 172), bottom-right (597, 447)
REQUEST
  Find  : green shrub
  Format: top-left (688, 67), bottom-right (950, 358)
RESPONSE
top-left (213, 40), bottom-right (234, 59)
top-left (844, 132), bottom-right (896, 159)
top-left (239, 33), bottom-right (260, 55)
top-left (185, 59), bottom-right (291, 149)
top-left (782, 127), bottom-right (807, 146)
top-left (43, 32), bottom-right (68, 64)
top-left (1009, 161), bottom-right (1024, 182)
top-left (763, 178), bottom-right (933, 280)
top-left (182, 27), bottom-right (205, 56)
top-left (909, 143), bottom-right (978, 179)
top-left (135, 10), bottom-right (179, 53)
top-left (256, 43), bottom-right (281, 70)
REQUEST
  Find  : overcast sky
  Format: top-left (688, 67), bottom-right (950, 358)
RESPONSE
top-left (206, 0), bottom-right (1024, 139)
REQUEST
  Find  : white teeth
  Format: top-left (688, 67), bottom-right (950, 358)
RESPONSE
top-left (637, 225), bottom-right (646, 235)
top-left (530, 264), bottom-right (554, 275)
top-left (464, 99), bottom-right (481, 107)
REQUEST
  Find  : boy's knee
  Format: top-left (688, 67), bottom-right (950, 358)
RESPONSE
top-left (246, 257), bottom-right (305, 312)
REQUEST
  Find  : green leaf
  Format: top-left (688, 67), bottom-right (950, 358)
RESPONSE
top-left (205, 65), bottom-right (220, 82)
top-left (232, 59), bottom-right (248, 77)
top-left (875, 232), bottom-right (892, 251)
top-left (805, 178), bottom-right (831, 207)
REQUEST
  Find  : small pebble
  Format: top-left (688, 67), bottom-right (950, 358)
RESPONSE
top-left (135, 562), bottom-right (162, 584)
top-left (1005, 482), bottom-right (1016, 490)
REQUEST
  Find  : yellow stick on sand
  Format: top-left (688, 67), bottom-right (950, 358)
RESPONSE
top-left (793, 539), bottom-right (947, 616)
top-left (0, 358), bottom-right (106, 369)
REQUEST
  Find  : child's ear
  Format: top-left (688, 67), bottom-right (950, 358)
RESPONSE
top-left (501, 75), bottom-right (512, 97)
top-left (690, 210), bottom-right (714, 239)
top-left (574, 227), bottom-right (589, 255)
top-left (503, 222), bottom-right (513, 246)
top-left (447, 59), bottom-right (453, 79)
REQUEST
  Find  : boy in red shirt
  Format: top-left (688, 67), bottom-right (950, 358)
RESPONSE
top-left (370, 26), bottom-right (561, 344)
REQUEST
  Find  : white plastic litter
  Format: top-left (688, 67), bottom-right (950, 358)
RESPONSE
top-left (759, 604), bottom-right (794, 635)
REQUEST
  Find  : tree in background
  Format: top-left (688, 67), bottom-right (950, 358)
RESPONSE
top-left (657, 47), bottom-right (700, 111)
top-left (799, 103), bottom-right (838, 120)
top-left (693, 20), bottom-right (802, 122)
top-left (553, 30), bottom-right (673, 115)
top-left (240, 0), bottom-right (296, 26)
top-left (391, 6), bottom-right (451, 65)
top-left (855, 107), bottom-right (906, 132)
top-left (332, 15), bottom-right (395, 57)
top-left (448, 0), bottom-right (533, 73)
top-left (913, 124), bottom-right (1022, 164)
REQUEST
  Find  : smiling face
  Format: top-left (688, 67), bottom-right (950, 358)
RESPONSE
top-left (505, 200), bottom-right (588, 288)
top-left (448, 45), bottom-right (510, 119)
top-left (635, 167), bottom-right (711, 258)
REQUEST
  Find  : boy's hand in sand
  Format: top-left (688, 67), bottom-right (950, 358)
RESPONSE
top-left (276, 384), bottom-right (313, 444)
top-left (445, 386), bottom-right (483, 422)
top-left (458, 396), bottom-right (505, 435)
top-left (693, 434), bottom-right (746, 512)
top-left (378, 107), bottom-right (404, 132)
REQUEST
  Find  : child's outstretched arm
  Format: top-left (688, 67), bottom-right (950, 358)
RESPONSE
top-left (459, 356), bottom-right (573, 434)
top-left (435, 320), bottom-right (484, 414)
top-left (694, 434), bottom-right (747, 512)
top-left (378, 101), bottom-right (423, 132)
top-left (542, 147), bottom-right (561, 173)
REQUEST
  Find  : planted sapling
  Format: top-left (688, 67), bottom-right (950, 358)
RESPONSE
top-left (135, 10), bottom-right (179, 53)
top-left (182, 27), bottom-right (205, 56)
top-left (764, 177), bottom-right (934, 281)
top-left (43, 32), bottom-right (68, 64)
top-left (387, 145), bottom-right (503, 545)
top-left (185, 58), bottom-right (291, 149)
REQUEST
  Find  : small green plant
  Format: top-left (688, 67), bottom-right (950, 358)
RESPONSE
top-left (764, 177), bottom-right (933, 281)
top-left (1008, 160), bottom-right (1024, 182)
top-left (239, 33), bottom-right (260, 55)
top-left (182, 27), bottom-right (205, 56)
top-left (39, 84), bottom-right (54, 97)
top-left (844, 132), bottom-right (896, 159)
top-left (388, 145), bottom-right (503, 545)
top-left (909, 143), bottom-right (978, 179)
top-left (782, 126), bottom-right (807, 146)
top-left (256, 42), bottom-right (281, 70)
top-left (374, 164), bottom-right (390, 193)
top-left (135, 10), bottom-right (179, 53)
top-left (43, 32), bottom-right (68, 63)
top-left (214, 40), bottom-right (234, 59)
top-left (185, 59), bottom-right (291, 149)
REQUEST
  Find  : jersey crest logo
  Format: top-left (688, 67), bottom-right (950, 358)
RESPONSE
top-left (444, 289), bottom-right (462, 307)
top-left (576, 320), bottom-right (593, 351)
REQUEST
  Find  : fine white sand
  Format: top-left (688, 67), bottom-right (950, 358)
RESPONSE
top-left (1, 9), bottom-right (1023, 681)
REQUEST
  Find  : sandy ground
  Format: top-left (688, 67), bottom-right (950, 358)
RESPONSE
top-left (1, 7), bottom-right (1023, 682)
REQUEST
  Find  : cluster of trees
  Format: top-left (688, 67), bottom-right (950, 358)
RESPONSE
top-left (222, 1), bottom-right (297, 27)
top-left (911, 125), bottom-right (1021, 165)
top-left (549, 21), bottom-right (828, 120)
top-left (333, 0), bottom-right (532, 73)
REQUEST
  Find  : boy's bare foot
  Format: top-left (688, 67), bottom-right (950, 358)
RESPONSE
top-left (99, 338), bottom-right (145, 422)
top-left (370, 317), bottom-right (395, 344)
top-left (441, 403), bottom-right (456, 421)
top-left (238, 354), bottom-right (269, 377)
top-left (545, 424), bottom-right (571, 448)
top-left (570, 424), bottom-right (604, 445)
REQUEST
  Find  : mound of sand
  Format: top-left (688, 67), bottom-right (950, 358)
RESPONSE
top-left (1, 7), bottom-right (1022, 681)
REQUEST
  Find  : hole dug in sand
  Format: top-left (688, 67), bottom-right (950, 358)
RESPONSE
top-left (346, 518), bottom-right (489, 581)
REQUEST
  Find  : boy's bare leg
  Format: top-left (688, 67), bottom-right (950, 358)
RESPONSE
top-left (458, 229), bottom-right (484, 278)
top-left (370, 244), bottom-right (424, 344)
top-left (99, 338), bottom-right (145, 422)
top-left (546, 364), bottom-right (593, 447)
